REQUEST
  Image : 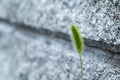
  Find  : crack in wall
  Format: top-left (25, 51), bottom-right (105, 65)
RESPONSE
top-left (0, 19), bottom-right (120, 53)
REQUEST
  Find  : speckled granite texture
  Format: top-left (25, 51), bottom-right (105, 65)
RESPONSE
top-left (0, 0), bottom-right (120, 52)
top-left (0, 22), bottom-right (120, 80)
top-left (0, 0), bottom-right (120, 80)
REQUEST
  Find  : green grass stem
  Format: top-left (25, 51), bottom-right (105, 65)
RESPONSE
top-left (70, 24), bottom-right (84, 80)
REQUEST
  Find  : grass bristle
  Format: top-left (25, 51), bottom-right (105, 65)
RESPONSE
top-left (70, 24), bottom-right (83, 54)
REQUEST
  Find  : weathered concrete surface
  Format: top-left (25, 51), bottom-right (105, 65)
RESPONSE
top-left (0, 0), bottom-right (9, 19)
top-left (0, 0), bottom-right (120, 52)
top-left (0, 22), bottom-right (120, 80)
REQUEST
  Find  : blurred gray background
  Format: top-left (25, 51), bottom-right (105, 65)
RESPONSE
top-left (0, 0), bottom-right (120, 80)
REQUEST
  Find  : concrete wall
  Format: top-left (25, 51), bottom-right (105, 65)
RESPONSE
top-left (0, 0), bottom-right (120, 80)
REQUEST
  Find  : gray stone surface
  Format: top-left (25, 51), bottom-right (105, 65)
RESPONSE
top-left (1, 22), bottom-right (120, 80)
top-left (0, 0), bottom-right (120, 52)
top-left (0, 0), bottom-right (9, 19)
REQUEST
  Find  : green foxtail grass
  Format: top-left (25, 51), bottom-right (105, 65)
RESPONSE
top-left (70, 24), bottom-right (84, 80)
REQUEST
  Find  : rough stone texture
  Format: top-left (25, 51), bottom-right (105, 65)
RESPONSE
top-left (0, 0), bottom-right (120, 80)
top-left (0, 0), bottom-right (9, 19)
top-left (1, 22), bottom-right (120, 80)
top-left (0, 0), bottom-right (120, 52)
